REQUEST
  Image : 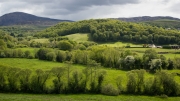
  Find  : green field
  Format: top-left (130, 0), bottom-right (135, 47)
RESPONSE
top-left (99, 42), bottom-right (141, 47)
top-left (65, 33), bottom-right (91, 42)
top-left (0, 58), bottom-right (83, 71)
top-left (98, 42), bottom-right (180, 58)
top-left (0, 93), bottom-right (180, 101)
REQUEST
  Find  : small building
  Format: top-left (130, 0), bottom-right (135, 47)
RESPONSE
top-left (149, 44), bottom-right (156, 48)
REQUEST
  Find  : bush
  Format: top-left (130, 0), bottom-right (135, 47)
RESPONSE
top-left (37, 48), bottom-right (51, 60)
top-left (58, 40), bottom-right (73, 51)
top-left (101, 84), bottom-right (119, 96)
top-left (126, 72), bottom-right (137, 94)
top-left (0, 51), bottom-right (6, 58)
top-left (46, 52), bottom-right (56, 61)
top-left (25, 50), bottom-right (31, 58)
top-left (27, 54), bottom-right (34, 59)
top-left (56, 51), bottom-right (66, 62)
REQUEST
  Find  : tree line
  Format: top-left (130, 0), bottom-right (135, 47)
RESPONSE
top-left (0, 65), bottom-right (180, 96)
top-left (36, 19), bottom-right (180, 45)
top-left (1, 46), bottom-right (180, 72)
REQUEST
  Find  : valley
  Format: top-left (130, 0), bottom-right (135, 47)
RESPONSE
top-left (1, 12), bottom-right (180, 100)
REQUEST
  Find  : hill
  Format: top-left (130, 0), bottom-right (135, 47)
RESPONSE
top-left (117, 16), bottom-right (180, 22)
top-left (116, 16), bottom-right (180, 29)
top-left (37, 19), bottom-right (180, 45)
top-left (0, 12), bottom-right (72, 26)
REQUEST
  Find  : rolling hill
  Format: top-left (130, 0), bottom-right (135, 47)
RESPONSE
top-left (117, 16), bottom-right (180, 29)
top-left (0, 12), bottom-right (72, 26)
top-left (117, 16), bottom-right (180, 22)
top-left (37, 19), bottom-right (180, 45)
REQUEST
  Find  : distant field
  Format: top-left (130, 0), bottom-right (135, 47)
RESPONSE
top-left (65, 33), bottom-right (91, 42)
top-left (99, 42), bottom-right (141, 47)
top-left (0, 93), bottom-right (179, 101)
top-left (99, 42), bottom-right (180, 58)
top-left (0, 58), bottom-right (82, 71)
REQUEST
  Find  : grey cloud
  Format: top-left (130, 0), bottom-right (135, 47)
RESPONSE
top-left (170, 2), bottom-right (180, 13)
top-left (0, 0), bottom-right (140, 20)
top-left (45, 0), bottom-right (140, 17)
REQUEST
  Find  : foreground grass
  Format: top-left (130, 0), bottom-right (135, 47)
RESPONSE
top-left (0, 93), bottom-right (180, 101)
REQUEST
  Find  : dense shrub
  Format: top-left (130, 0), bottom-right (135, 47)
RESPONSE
top-left (46, 52), bottom-right (56, 61)
top-left (37, 48), bottom-right (51, 60)
top-left (101, 84), bottom-right (119, 96)
top-left (30, 69), bottom-right (50, 93)
top-left (162, 45), bottom-right (171, 49)
top-left (56, 51), bottom-right (66, 62)
top-left (58, 40), bottom-right (73, 51)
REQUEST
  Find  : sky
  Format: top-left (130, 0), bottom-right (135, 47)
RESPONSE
top-left (0, 0), bottom-right (180, 21)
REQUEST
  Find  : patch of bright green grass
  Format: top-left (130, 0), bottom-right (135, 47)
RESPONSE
top-left (65, 33), bottom-right (90, 42)
top-left (99, 42), bottom-right (141, 47)
top-left (16, 47), bottom-right (39, 54)
top-left (0, 58), bottom-right (82, 71)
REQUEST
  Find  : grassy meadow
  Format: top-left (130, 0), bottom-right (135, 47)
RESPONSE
top-left (65, 33), bottom-right (91, 42)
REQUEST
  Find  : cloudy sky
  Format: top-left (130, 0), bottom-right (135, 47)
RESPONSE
top-left (0, 0), bottom-right (180, 21)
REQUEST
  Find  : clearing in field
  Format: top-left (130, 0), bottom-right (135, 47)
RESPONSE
top-left (65, 33), bottom-right (91, 42)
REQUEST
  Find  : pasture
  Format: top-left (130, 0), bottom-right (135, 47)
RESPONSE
top-left (99, 42), bottom-right (180, 58)
top-left (65, 33), bottom-right (91, 42)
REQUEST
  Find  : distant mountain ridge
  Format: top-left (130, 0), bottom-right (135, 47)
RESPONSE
top-left (0, 12), bottom-right (72, 26)
top-left (116, 16), bottom-right (180, 22)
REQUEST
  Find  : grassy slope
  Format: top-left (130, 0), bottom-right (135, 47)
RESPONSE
top-left (1, 93), bottom-right (180, 101)
top-left (0, 58), bottom-right (82, 71)
top-left (65, 33), bottom-right (91, 42)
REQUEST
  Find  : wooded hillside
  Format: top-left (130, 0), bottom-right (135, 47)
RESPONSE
top-left (37, 19), bottom-right (180, 44)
